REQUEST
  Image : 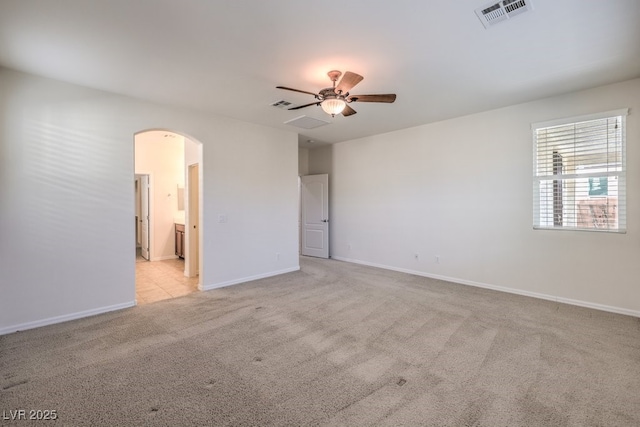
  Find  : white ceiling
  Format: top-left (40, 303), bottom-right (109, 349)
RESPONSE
top-left (1, 0), bottom-right (639, 147)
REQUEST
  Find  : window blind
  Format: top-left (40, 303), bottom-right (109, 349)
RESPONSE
top-left (532, 109), bottom-right (628, 232)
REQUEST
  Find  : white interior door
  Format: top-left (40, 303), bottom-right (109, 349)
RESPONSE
top-left (140, 175), bottom-right (150, 260)
top-left (301, 174), bottom-right (329, 258)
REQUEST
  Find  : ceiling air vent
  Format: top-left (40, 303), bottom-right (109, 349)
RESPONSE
top-left (284, 115), bottom-right (330, 130)
top-left (475, 0), bottom-right (533, 29)
top-left (271, 100), bottom-right (293, 109)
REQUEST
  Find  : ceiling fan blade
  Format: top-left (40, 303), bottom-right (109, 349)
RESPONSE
top-left (276, 86), bottom-right (319, 97)
top-left (348, 94), bottom-right (396, 103)
top-left (342, 105), bottom-right (357, 116)
top-left (288, 101), bottom-right (320, 110)
top-left (335, 71), bottom-right (364, 94)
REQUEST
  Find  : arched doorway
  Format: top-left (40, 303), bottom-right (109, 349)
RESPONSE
top-left (133, 129), bottom-right (203, 304)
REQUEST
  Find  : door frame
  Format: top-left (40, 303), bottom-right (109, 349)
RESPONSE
top-left (135, 172), bottom-right (153, 261)
top-left (185, 162), bottom-right (201, 279)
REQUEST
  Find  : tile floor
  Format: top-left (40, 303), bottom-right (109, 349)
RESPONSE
top-left (135, 251), bottom-right (199, 305)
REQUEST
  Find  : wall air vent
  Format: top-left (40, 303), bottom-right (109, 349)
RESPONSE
top-left (284, 115), bottom-right (330, 130)
top-left (475, 0), bottom-right (533, 29)
top-left (271, 100), bottom-right (293, 109)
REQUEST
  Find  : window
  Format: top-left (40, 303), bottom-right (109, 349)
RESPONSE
top-left (532, 109), bottom-right (628, 232)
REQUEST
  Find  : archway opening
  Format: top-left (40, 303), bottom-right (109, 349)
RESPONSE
top-left (133, 129), bottom-right (203, 305)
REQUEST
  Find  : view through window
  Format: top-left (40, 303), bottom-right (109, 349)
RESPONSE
top-left (533, 109), bottom-right (627, 232)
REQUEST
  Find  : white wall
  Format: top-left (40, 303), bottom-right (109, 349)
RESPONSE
top-left (0, 68), bottom-right (300, 334)
top-left (308, 145), bottom-right (332, 176)
top-left (135, 131), bottom-right (184, 260)
top-left (328, 78), bottom-right (640, 315)
top-left (185, 136), bottom-right (200, 167)
top-left (298, 146), bottom-right (309, 176)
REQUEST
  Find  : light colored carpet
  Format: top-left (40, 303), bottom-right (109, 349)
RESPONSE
top-left (1, 257), bottom-right (639, 426)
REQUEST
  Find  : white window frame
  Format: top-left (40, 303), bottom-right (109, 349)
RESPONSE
top-left (532, 108), bottom-right (628, 233)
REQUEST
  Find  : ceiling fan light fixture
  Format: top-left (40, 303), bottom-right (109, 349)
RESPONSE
top-left (321, 98), bottom-right (346, 116)
top-left (277, 70), bottom-right (395, 118)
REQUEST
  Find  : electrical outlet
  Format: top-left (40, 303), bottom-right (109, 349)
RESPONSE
top-left (414, 253), bottom-right (419, 260)
top-left (435, 255), bottom-right (440, 264)
top-left (347, 244), bottom-right (351, 251)
top-left (276, 252), bottom-right (280, 261)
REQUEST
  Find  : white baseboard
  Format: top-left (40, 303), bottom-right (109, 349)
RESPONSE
top-left (201, 266), bottom-right (300, 291)
top-left (0, 301), bottom-right (136, 336)
top-left (332, 256), bottom-right (640, 318)
top-left (151, 255), bottom-right (179, 261)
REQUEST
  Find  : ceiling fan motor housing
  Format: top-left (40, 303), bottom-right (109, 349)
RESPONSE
top-left (319, 87), bottom-right (346, 101)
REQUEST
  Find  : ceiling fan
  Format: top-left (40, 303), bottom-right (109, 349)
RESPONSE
top-left (276, 70), bottom-right (396, 117)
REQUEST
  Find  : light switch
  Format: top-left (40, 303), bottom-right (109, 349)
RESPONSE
top-left (218, 214), bottom-right (228, 223)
